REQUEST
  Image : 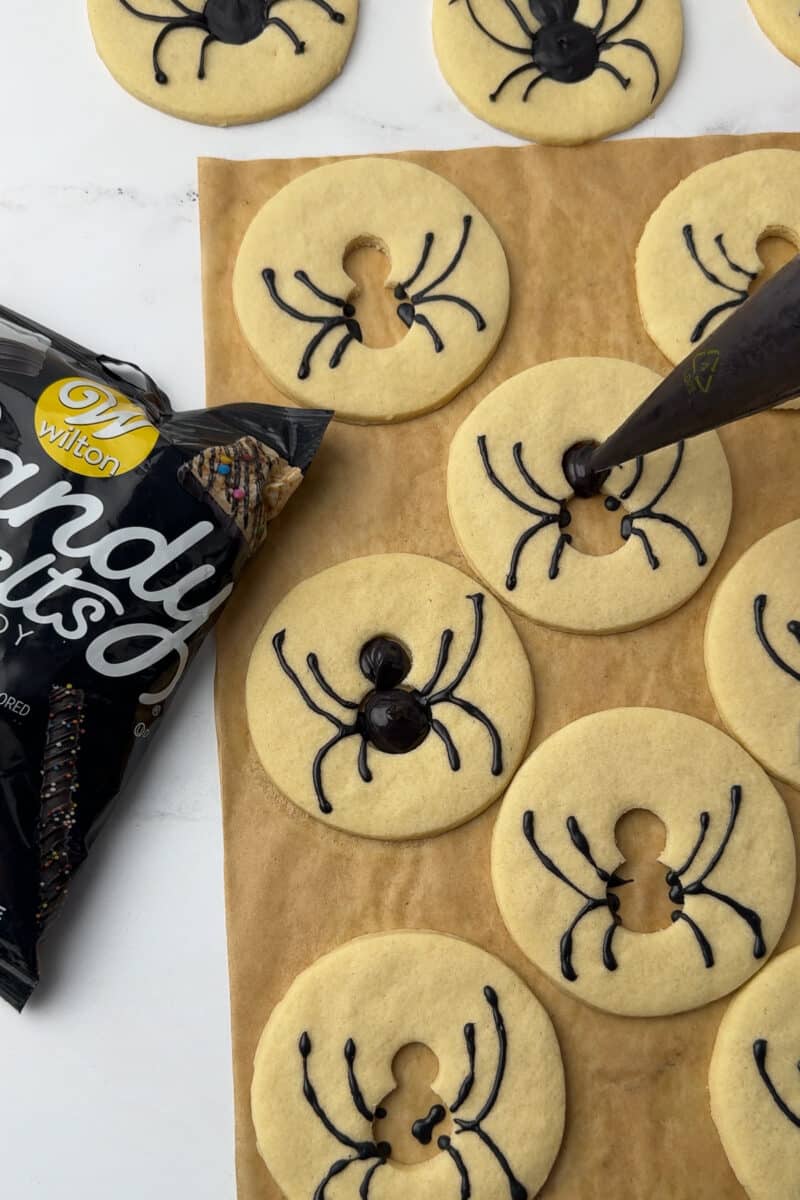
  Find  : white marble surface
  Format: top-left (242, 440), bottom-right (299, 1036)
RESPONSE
top-left (0, 3), bottom-right (798, 1197)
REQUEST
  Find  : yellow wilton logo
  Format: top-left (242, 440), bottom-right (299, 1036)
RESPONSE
top-left (34, 377), bottom-right (159, 478)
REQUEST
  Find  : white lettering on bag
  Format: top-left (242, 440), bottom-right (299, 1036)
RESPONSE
top-left (0, 447), bottom-right (232, 704)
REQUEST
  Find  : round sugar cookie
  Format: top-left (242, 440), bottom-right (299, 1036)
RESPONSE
top-left (246, 555), bottom-right (533, 840)
top-left (447, 358), bottom-right (732, 634)
top-left (87, 0), bottom-right (358, 126)
top-left (710, 946), bottom-right (800, 1200)
top-left (636, 149), bottom-right (800, 410)
top-left (432, 0), bottom-right (683, 147)
top-left (252, 931), bottom-right (566, 1200)
top-left (491, 708), bottom-right (795, 1017)
top-left (748, 0), bottom-right (800, 69)
top-left (233, 158), bottom-right (510, 424)
top-left (705, 519), bottom-right (800, 790)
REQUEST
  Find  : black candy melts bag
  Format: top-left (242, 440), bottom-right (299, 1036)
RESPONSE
top-left (0, 305), bottom-right (330, 1010)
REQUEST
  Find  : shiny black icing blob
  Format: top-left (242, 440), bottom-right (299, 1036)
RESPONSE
top-left (478, 435), bottom-right (707, 592)
top-left (753, 1039), bottom-right (800, 1128)
top-left (272, 593), bottom-right (503, 815)
top-left (523, 785), bottom-right (764, 981)
top-left (299, 986), bottom-right (528, 1200)
top-left (449, 0), bottom-right (661, 105)
top-left (118, 0), bottom-right (346, 85)
top-left (262, 216), bottom-right (486, 380)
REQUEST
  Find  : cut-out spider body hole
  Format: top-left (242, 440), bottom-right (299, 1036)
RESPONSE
top-left (262, 267), bottom-right (363, 380)
top-left (299, 1031), bottom-right (391, 1199)
top-left (263, 214), bottom-right (485, 378)
top-left (523, 785), bottom-right (765, 981)
top-left (682, 224), bottom-right (758, 344)
top-left (523, 810), bottom-right (631, 981)
top-left (300, 987), bottom-right (527, 1200)
top-left (272, 593), bottom-right (503, 815)
top-left (450, 0), bottom-right (661, 105)
top-left (119, 0), bottom-right (346, 84)
top-left (604, 440), bottom-right (708, 571)
top-left (394, 215), bottom-right (487, 353)
top-left (478, 435), bottom-right (573, 589)
top-left (478, 435), bottom-right (706, 590)
top-left (754, 593), bottom-right (800, 683)
top-left (753, 1039), bottom-right (800, 1128)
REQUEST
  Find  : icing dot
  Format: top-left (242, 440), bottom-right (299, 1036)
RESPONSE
top-left (217, 464), bottom-right (231, 476)
top-left (232, 487), bottom-right (246, 500)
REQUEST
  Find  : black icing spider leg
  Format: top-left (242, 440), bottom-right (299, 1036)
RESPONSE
top-left (668, 786), bottom-right (766, 968)
top-left (299, 1033), bottom-right (390, 1200)
top-left (394, 217), bottom-right (486, 352)
top-left (601, 38), bottom-right (659, 100)
top-left (451, 986), bottom-right (528, 1200)
top-left (448, 0), bottom-right (532, 55)
top-left (608, 441), bottom-right (707, 571)
top-left (597, 0), bottom-right (645, 40)
top-left (754, 594), bottom-right (800, 682)
top-left (272, 630), bottom-right (359, 814)
top-left (152, 16), bottom-right (208, 82)
top-left (478, 435), bottom-right (572, 588)
top-left (307, 653), bottom-right (360, 710)
top-left (753, 1040), bottom-right (800, 1128)
top-left (492, 62), bottom-right (544, 102)
top-left (427, 593), bottom-right (503, 776)
top-left (263, 0), bottom-right (346, 54)
top-left (419, 629), bottom-right (455, 697)
top-left (683, 225), bottom-right (757, 344)
top-left (523, 810), bottom-right (628, 981)
top-left (262, 267), bottom-right (363, 380)
top-left (450, 1022), bottom-right (477, 1113)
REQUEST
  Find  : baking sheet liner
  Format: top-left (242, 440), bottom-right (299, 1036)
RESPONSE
top-left (199, 132), bottom-right (800, 1200)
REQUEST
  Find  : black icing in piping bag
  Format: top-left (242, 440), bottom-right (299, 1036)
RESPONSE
top-left (564, 255), bottom-right (800, 497)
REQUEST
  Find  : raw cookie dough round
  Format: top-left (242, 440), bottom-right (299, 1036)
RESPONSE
top-left (252, 931), bottom-right (566, 1200)
top-left (710, 946), bottom-right (800, 1200)
top-left (491, 708), bottom-right (795, 1017)
top-left (233, 158), bottom-right (510, 423)
top-left (705, 519), bottom-right (800, 790)
top-left (87, 0), bottom-right (358, 126)
top-left (447, 358), bottom-right (732, 634)
top-left (748, 0), bottom-right (800, 68)
top-left (246, 554), bottom-right (533, 840)
top-left (432, 0), bottom-right (683, 147)
top-left (636, 148), bottom-right (800, 410)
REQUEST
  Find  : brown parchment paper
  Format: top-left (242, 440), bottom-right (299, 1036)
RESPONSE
top-left (199, 134), bottom-right (800, 1200)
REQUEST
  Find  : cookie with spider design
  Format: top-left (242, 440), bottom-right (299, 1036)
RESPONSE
top-left (748, 0), bottom-right (800, 69)
top-left (710, 945), bottom-right (800, 1200)
top-left (636, 148), bottom-right (800, 410)
top-left (87, 0), bottom-right (358, 126)
top-left (705, 519), bottom-right (800, 791)
top-left (447, 357), bottom-right (732, 634)
top-left (491, 708), bottom-right (795, 1017)
top-left (433, 0), bottom-right (683, 146)
top-left (233, 158), bottom-right (510, 423)
top-left (246, 554), bottom-right (533, 840)
top-left (252, 931), bottom-right (565, 1200)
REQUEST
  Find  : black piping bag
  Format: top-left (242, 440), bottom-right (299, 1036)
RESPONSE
top-left (565, 256), bottom-right (800, 496)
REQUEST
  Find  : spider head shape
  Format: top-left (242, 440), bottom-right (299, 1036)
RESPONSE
top-left (205, 0), bottom-right (269, 44)
top-left (357, 636), bottom-right (431, 756)
top-left (205, 0), bottom-right (345, 44)
top-left (529, 0), bottom-right (600, 83)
